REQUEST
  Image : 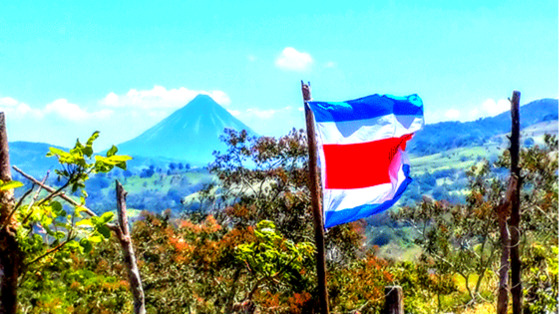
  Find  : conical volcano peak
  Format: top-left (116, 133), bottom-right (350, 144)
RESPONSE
top-left (191, 93), bottom-right (215, 103)
top-left (187, 94), bottom-right (221, 108)
top-left (116, 93), bottom-right (256, 165)
top-left (174, 94), bottom-right (229, 116)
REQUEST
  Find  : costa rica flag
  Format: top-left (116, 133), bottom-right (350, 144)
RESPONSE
top-left (307, 94), bottom-right (424, 228)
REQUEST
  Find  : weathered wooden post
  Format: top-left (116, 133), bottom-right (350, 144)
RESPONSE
top-left (497, 176), bottom-right (517, 313)
top-left (302, 81), bottom-right (329, 314)
top-left (114, 180), bottom-right (146, 314)
top-left (509, 91), bottom-right (522, 313)
top-left (384, 286), bottom-right (403, 314)
top-left (0, 112), bottom-right (23, 314)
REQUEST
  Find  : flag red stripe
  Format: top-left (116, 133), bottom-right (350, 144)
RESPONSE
top-left (323, 134), bottom-right (413, 189)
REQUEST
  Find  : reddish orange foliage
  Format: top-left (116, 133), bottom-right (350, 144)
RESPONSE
top-left (259, 291), bottom-right (281, 312)
top-left (287, 292), bottom-right (312, 313)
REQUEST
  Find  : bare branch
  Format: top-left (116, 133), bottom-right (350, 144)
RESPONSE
top-left (13, 165), bottom-right (97, 217)
top-left (25, 237), bottom-right (74, 266)
top-left (21, 172), bottom-right (50, 226)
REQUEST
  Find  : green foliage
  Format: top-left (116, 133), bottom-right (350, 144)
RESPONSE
top-left (10, 131), bottom-right (131, 313)
top-left (235, 220), bottom-right (315, 306)
top-left (236, 220), bottom-right (315, 280)
top-left (523, 244), bottom-right (559, 314)
top-left (495, 135), bottom-right (559, 313)
top-left (389, 261), bottom-right (439, 313)
top-left (44, 129), bottom-right (369, 314)
top-left (113, 211), bottom-right (242, 313)
top-left (392, 163), bottom-right (502, 303)
top-left (46, 131), bottom-right (131, 193)
top-left (17, 132), bottom-right (129, 263)
top-left (18, 252), bottom-right (131, 314)
top-left (392, 134), bottom-right (559, 312)
top-left (13, 130), bottom-right (558, 314)
top-left (207, 128), bottom-right (365, 265)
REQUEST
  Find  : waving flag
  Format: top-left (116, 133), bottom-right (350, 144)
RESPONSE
top-left (307, 94), bottom-right (424, 228)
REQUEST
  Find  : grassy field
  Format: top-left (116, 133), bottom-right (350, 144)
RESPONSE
top-left (85, 168), bottom-right (215, 214)
top-left (410, 142), bottom-right (503, 175)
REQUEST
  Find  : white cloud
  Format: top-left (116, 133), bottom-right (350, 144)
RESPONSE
top-left (45, 99), bottom-right (112, 121)
top-left (430, 98), bottom-right (512, 124)
top-left (102, 92), bottom-right (119, 106)
top-left (275, 47), bottom-right (313, 71)
top-left (481, 98), bottom-right (510, 116)
top-left (444, 109), bottom-right (461, 120)
top-left (235, 105), bottom-right (305, 136)
top-left (227, 109), bottom-right (241, 117)
top-left (325, 61), bottom-right (336, 68)
top-left (469, 108), bottom-right (480, 119)
top-left (0, 97), bottom-right (42, 119)
top-left (100, 85), bottom-right (231, 109)
top-left (1, 96), bottom-right (112, 122)
top-left (246, 108), bottom-right (278, 119)
top-left (0, 87), bottom-right (234, 148)
top-left (209, 90), bottom-right (231, 106)
top-left (0, 97), bottom-right (18, 107)
top-left (242, 106), bottom-right (298, 120)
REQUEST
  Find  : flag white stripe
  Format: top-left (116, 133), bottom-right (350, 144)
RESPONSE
top-left (315, 114), bottom-right (423, 145)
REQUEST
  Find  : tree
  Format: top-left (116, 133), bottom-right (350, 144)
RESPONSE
top-left (235, 220), bottom-right (315, 313)
top-left (0, 112), bottom-right (21, 313)
top-left (392, 161), bottom-right (506, 308)
top-left (393, 135), bottom-right (559, 312)
top-left (189, 128), bottom-right (366, 311)
top-left (329, 248), bottom-right (396, 314)
top-left (496, 134), bottom-right (558, 313)
top-left (206, 128), bottom-right (365, 265)
top-left (1, 131), bottom-right (131, 313)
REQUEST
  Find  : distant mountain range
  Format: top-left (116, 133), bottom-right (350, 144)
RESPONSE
top-left (6, 96), bottom-right (558, 177)
top-left (8, 141), bottom-right (65, 178)
top-left (408, 98), bottom-right (558, 156)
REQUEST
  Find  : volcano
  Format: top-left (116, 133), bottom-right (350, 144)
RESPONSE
top-left (116, 94), bottom-right (255, 165)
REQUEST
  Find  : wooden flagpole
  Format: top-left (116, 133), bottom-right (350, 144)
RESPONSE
top-left (301, 81), bottom-right (329, 314)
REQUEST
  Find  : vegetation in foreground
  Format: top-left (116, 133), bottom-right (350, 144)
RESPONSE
top-left (4, 130), bottom-right (558, 313)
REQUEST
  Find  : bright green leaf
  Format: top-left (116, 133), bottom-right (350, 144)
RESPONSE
top-left (75, 219), bottom-right (92, 227)
top-left (0, 180), bottom-right (23, 191)
top-left (89, 235), bottom-right (102, 243)
top-left (81, 239), bottom-right (92, 253)
top-left (106, 145), bottom-right (118, 157)
top-left (99, 212), bottom-right (114, 224)
top-left (97, 224), bottom-right (111, 238)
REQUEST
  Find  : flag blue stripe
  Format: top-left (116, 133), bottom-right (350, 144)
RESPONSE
top-left (324, 164), bottom-right (412, 228)
top-left (309, 94), bottom-right (423, 123)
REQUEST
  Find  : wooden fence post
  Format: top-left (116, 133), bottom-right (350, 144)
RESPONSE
top-left (0, 112), bottom-right (23, 314)
top-left (384, 286), bottom-right (403, 314)
top-left (496, 176), bottom-right (517, 313)
top-left (509, 91), bottom-right (522, 313)
top-left (114, 180), bottom-right (146, 314)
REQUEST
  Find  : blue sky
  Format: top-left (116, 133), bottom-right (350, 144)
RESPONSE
top-left (0, 0), bottom-right (557, 149)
